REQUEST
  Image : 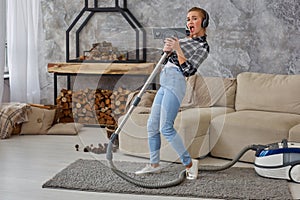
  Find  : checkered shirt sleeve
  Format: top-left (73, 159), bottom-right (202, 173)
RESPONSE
top-left (166, 36), bottom-right (209, 77)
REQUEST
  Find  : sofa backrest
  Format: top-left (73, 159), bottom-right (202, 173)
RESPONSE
top-left (181, 75), bottom-right (237, 109)
top-left (235, 72), bottom-right (300, 115)
top-left (126, 75), bottom-right (237, 111)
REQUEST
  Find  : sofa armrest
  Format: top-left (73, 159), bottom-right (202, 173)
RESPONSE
top-left (289, 124), bottom-right (300, 141)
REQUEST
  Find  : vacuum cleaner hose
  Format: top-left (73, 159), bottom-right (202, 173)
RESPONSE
top-left (106, 134), bottom-right (265, 189)
top-left (200, 144), bottom-right (263, 171)
top-left (106, 135), bottom-right (186, 189)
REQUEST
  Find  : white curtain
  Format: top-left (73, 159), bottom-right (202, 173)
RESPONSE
top-left (7, 0), bottom-right (40, 103)
top-left (0, 0), bottom-right (5, 103)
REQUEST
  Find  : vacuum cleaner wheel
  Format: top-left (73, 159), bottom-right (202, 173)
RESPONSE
top-left (289, 164), bottom-right (300, 183)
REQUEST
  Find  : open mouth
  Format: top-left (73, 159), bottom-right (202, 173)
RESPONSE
top-left (189, 26), bottom-right (195, 32)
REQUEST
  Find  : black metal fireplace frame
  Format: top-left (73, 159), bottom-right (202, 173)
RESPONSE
top-left (66, 0), bottom-right (146, 63)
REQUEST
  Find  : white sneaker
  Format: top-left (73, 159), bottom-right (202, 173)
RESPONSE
top-left (135, 164), bottom-right (162, 175)
top-left (186, 159), bottom-right (199, 180)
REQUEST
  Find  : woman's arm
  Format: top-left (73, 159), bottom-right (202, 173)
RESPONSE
top-left (164, 37), bottom-right (209, 77)
top-left (163, 37), bottom-right (187, 65)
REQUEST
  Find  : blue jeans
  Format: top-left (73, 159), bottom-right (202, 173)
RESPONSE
top-left (147, 66), bottom-right (191, 166)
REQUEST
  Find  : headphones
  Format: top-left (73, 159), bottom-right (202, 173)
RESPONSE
top-left (201, 10), bottom-right (209, 28)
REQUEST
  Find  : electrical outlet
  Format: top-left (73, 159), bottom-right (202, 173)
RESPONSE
top-left (153, 28), bottom-right (186, 39)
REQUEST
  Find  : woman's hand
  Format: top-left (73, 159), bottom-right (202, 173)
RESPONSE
top-left (164, 37), bottom-right (187, 65)
top-left (163, 37), bottom-right (180, 53)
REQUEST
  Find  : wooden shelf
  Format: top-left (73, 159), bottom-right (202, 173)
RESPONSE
top-left (48, 62), bottom-right (155, 75)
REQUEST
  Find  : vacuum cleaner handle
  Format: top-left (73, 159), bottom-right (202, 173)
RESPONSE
top-left (106, 52), bottom-right (168, 161)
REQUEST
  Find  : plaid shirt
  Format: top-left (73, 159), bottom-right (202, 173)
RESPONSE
top-left (164, 35), bottom-right (209, 77)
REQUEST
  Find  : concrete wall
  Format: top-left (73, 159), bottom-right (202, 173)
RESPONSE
top-left (39, 0), bottom-right (300, 104)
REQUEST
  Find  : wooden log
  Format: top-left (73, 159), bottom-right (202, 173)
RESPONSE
top-left (56, 87), bottom-right (131, 127)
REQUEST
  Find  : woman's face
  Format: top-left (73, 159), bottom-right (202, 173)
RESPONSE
top-left (186, 11), bottom-right (204, 38)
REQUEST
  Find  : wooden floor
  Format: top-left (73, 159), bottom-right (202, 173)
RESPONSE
top-left (0, 127), bottom-right (299, 200)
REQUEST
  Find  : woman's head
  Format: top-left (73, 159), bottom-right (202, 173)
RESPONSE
top-left (186, 7), bottom-right (209, 38)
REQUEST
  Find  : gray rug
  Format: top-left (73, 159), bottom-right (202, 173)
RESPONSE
top-left (42, 159), bottom-right (292, 199)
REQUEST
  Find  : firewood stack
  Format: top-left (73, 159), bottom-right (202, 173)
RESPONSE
top-left (110, 87), bottom-right (131, 120)
top-left (72, 88), bottom-right (101, 125)
top-left (81, 41), bottom-right (127, 61)
top-left (56, 89), bottom-right (74, 123)
top-left (56, 87), bottom-right (131, 127)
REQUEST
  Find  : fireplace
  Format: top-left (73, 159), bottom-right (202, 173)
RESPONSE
top-left (66, 0), bottom-right (146, 63)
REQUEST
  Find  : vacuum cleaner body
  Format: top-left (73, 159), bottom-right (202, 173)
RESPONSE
top-left (254, 139), bottom-right (300, 183)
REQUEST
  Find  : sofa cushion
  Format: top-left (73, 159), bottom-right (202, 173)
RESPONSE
top-left (210, 110), bottom-right (300, 162)
top-left (20, 106), bottom-right (56, 135)
top-left (182, 75), bottom-right (237, 109)
top-left (121, 107), bottom-right (235, 138)
top-left (289, 124), bottom-right (300, 141)
top-left (119, 107), bottom-right (235, 161)
top-left (47, 123), bottom-right (83, 135)
top-left (235, 72), bottom-right (300, 115)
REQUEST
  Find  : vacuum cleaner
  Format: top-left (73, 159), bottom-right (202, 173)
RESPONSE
top-left (254, 139), bottom-right (300, 183)
top-left (105, 52), bottom-right (300, 188)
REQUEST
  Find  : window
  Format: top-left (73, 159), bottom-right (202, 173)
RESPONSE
top-left (3, 0), bottom-right (8, 77)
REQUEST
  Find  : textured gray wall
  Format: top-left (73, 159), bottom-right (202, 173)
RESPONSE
top-left (40, 0), bottom-right (300, 104)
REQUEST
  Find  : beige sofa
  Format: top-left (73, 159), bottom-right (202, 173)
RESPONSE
top-left (210, 72), bottom-right (300, 162)
top-left (118, 72), bottom-right (300, 163)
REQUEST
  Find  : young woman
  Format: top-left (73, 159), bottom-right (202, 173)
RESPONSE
top-left (135, 7), bottom-right (210, 180)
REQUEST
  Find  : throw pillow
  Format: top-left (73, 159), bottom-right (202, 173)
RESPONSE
top-left (181, 75), bottom-right (237, 109)
top-left (20, 106), bottom-right (56, 135)
top-left (0, 103), bottom-right (30, 139)
top-left (47, 123), bottom-right (83, 135)
top-left (125, 90), bottom-right (156, 110)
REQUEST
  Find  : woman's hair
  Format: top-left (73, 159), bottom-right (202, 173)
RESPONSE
top-left (188, 7), bottom-right (207, 20)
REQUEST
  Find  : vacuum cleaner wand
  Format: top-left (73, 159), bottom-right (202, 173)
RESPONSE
top-left (106, 52), bottom-right (168, 162)
top-left (115, 53), bottom-right (167, 136)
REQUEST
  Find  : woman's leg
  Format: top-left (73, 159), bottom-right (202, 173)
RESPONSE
top-left (160, 88), bottom-right (191, 166)
top-left (147, 88), bottom-right (164, 164)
